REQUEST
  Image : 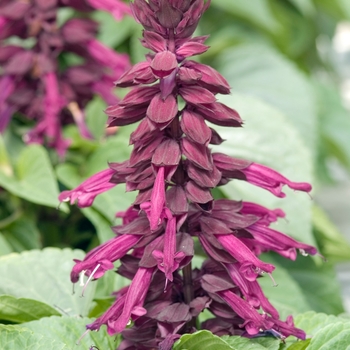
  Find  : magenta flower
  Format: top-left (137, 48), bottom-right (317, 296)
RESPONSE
top-left (59, 169), bottom-right (116, 208)
top-left (61, 0), bottom-right (317, 347)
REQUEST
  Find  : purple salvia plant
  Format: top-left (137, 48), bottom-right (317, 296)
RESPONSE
top-left (0, 0), bottom-right (130, 157)
top-left (60, 0), bottom-right (318, 348)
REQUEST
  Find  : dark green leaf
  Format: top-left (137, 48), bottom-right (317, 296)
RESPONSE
top-left (0, 295), bottom-right (60, 323)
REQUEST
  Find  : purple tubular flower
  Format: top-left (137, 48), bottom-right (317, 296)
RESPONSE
top-left (61, 0), bottom-right (317, 345)
top-left (71, 234), bottom-right (141, 283)
top-left (59, 168), bottom-right (116, 207)
top-left (243, 163), bottom-right (312, 197)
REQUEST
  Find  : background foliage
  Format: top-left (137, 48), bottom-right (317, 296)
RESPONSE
top-left (1, 0), bottom-right (350, 349)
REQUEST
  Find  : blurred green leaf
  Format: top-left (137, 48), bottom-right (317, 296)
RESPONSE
top-left (1, 216), bottom-right (41, 252)
top-left (212, 0), bottom-right (281, 34)
top-left (286, 339), bottom-right (311, 350)
top-left (312, 205), bottom-right (350, 263)
top-left (0, 248), bottom-right (94, 317)
top-left (217, 44), bottom-right (317, 154)
top-left (0, 325), bottom-right (69, 350)
top-left (0, 144), bottom-right (67, 211)
top-left (85, 96), bottom-right (108, 140)
top-left (314, 81), bottom-right (350, 170)
top-left (0, 295), bottom-right (60, 323)
top-left (0, 234), bottom-right (13, 256)
top-left (92, 11), bottom-right (134, 47)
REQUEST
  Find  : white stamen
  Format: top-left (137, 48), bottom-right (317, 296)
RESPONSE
top-left (268, 273), bottom-right (278, 287)
top-left (299, 249), bottom-right (308, 257)
top-left (76, 329), bottom-right (91, 345)
top-left (81, 264), bottom-right (101, 297)
top-left (79, 270), bottom-right (86, 287)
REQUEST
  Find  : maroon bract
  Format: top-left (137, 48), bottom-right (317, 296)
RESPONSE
top-left (61, 0), bottom-right (316, 348)
top-left (0, 0), bottom-right (130, 157)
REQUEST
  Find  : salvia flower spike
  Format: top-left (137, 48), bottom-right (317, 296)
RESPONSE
top-left (0, 0), bottom-right (130, 157)
top-left (61, 0), bottom-right (317, 348)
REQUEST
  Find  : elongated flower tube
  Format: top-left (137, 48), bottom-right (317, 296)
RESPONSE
top-left (0, 0), bottom-right (130, 156)
top-left (61, 0), bottom-right (317, 347)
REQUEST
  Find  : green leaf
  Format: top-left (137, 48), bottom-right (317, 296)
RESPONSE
top-left (173, 330), bottom-right (235, 350)
top-left (286, 339), bottom-right (311, 350)
top-left (221, 335), bottom-right (281, 350)
top-left (0, 325), bottom-right (69, 350)
top-left (312, 205), bottom-right (350, 263)
top-left (0, 233), bottom-right (13, 256)
top-left (85, 96), bottom-right (108, 140)
top-left (314, 81), bottom-right (350, 169)
top-left (23, 316), bottom-right (116, 350)
top-left (212, 0), bottom-right (282, 34)
top-left (92, 11), bottom-right (134, 47)
top-left (307, 321), bottom-right (350, 350)
top-left (294, 311), bottom-right (348, 336)
top-left (214, 93), bottom-right (315, 247)
top-left (0, 144), bottom-right (67, 211)
top-left (217, 44), bottom-right (317, 154)
top-left (0, 248), bottom-right (95, 317)
top-left (0, 295), bottom-right (60, 323)
top-left (1, 216), bottom-right (41, 252)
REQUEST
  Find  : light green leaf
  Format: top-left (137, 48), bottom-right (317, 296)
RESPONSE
top-left (314, 81), bottom-right (350, 169)
top-left (92, 11), bottom-right (135, 47)
top-left (212, 0), bottom-right (281, 34)
top-left (173, 330), bottom-right (235, 350)
top-left (294, 311), bottom-right (347, 336)
top-left (288, 0), bottom-right (315, 16)
top-left (0, 325), bottom-right (69, 350)
top-left (85, 96), bottom-right (108, 140)
top-left (312, 205), bottom-right (350, 263)
top-left (217, 44), bottom-right (317, 154)
top-left (307, 321), bottom-right (350, 350)
top-left (0, 144), bottom-right (67, 211)
top-left (0, 233), bottom-right (13, 256)
top-left (0, 248), bottom-right (95, 317)
top-left (23, 316), bottom-right (116, 350)
top-left (0, 295), bottom-right (60, 323)
top-left (286, 339), bottom-right (311, 350)
top-left (221, 335), bottom-right (280, 350)
top-left (214, 93), bottom-right (315, 247)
